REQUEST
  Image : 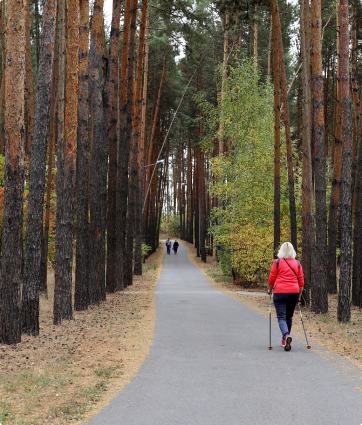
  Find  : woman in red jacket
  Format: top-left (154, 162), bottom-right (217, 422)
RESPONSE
top-left (268, 242), bottom-right (304, 351)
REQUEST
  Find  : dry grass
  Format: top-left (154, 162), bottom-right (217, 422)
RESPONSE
top-left (0, 244), bottom-right (165, 424)
top-left (182, 239), bottom-right (362, 372)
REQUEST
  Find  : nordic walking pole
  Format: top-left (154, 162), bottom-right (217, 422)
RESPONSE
top-left (298, 302), bottom-right (311, 349)
top-left (268, 292), bottom-right (273, 350)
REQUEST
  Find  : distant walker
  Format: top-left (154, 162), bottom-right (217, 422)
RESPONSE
top-left (173, 240), bottom-right (179, 255)
top-left (165, 238), bottom-right (171, 255)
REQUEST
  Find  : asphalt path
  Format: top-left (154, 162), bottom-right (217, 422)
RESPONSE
top-left (86, 242), bottom-right (362, 425)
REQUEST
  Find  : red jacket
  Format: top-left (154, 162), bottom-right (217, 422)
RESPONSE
top-left (268, 258), bottom-right (304, 294)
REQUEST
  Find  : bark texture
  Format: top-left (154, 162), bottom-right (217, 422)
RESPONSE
top-left (53, 0), bottom-right (66, 324)
top-left (124, 0), bottom-right (138, 287)
top-left (300, 0), bottom-right (314, 305)
top-left (89, 0), bottom-right (107, 304)
top-left (0, 0), bottom-right (27, 345)
top-left (327, 0), bottom-right (342, 295)
top-left (133, 0), bottom-right (148, 276)
top-left (116, 0), bottom-right (131, 290)
top-left (74, 0), bottom-right (90, 311)
top-left (337, 0), bottom-right (353, 323)
top-left (310, 0), bottom-right (328, 313)
top-left (105, 0), bottom-right (121, 293)
top-left (22, 0), bottom-right (58, 335)
top-left (54, 0), bottom-right (79, 324)
top-left (352, 120), bottom-right (362, 308)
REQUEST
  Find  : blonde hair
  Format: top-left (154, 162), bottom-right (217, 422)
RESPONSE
top-left (277, 242), bottom-right (296, 259)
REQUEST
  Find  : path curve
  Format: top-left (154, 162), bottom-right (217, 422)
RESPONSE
top-left (85, 242), bottom-right (362, 425)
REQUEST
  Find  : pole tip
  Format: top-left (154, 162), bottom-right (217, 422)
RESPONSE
top-left (307, 345), bottom-right (311, 349)
top-left (268, 346), bottom-right (273, 350)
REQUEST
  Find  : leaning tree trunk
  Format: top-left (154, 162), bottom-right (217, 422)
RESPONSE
top-left (0, 0), bottom-right (27, 345)
top-left (53, 0), bottom-right (79, 325)
top-left (74, 0), bottom-right (90, 311)
top-left (22, 0), bottom-right (58, 335)
top-left (300, 0), bottom-right (314, 306)
top-left (272, 0), bottom-right (297, 252)
top-left (310, 0), bottom-right (328, 314)
top-left (337, 0), bottom-right (353, 323)
top-left (89, 0), bottom-right (107, 304)
top-left (104, 0), bottom-right (121, 292)
top-left (116, 0), bottom-right (132, 290)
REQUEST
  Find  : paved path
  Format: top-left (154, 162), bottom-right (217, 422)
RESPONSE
top-left (86, 242), bottom-right (362, 425)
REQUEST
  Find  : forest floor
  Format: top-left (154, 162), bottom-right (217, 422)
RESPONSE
top-left (0, 243), bottom-right (165, 425)
top-left (182, 240), bottom-right (362, 373)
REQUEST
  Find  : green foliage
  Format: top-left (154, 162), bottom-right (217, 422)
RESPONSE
top-left (162, 214), bottom-right (181, 237)
top-left (141, 243), bottom-right (152, 258)
top-left (198, 57), bottom-right (291, 282)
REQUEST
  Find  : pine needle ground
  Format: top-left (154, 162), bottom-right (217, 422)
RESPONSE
top-left (0, 244), bottom-right (165, 424)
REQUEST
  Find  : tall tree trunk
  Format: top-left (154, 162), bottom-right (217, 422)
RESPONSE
top-left (89, 0), bottom-right (107, 303)
top-left (124, 0), bottom-right (138, 287)
top-left (200, 149), bottom-right (206, 262)
top-left (253, 5), bottom-right (258, 74)
top-left (219, 13), bottom-right (229, 155)
top-left (327, 0), bottom-right (342, 295)
top-left (116, 0), bottom-right (132, 290)
top-left (194, 146), bottom-right (199, 255)
top-left (0, 0), bottom-right (27, 345)
top-left (300, 0), bottom-right (314, 305)
top-left (139, 3), bottom-right (149, 238)
top-left (105, 0), bottom-right (121, 293)
top-left (140, 5), bottom-right (149, 167)
top-left (25, 0), bottom-right (35, 157)
top-left (267, 15), bottom-right (272, 84)
top-left (272, 0), bottom-right (298, 251)
top-left (352, 112), bottom-right (362, 308)
top-left (337, 0), bottom-right (353, 323)
top-left (53, 0), bottom-right (66, 324)
top-left (0, 0), bottom-right (5, 156)
top-left (351, 1), bottom-right (359, 210)
top-left (54, 0), bottom-right (79, 325)
top-left (74, 0), bottom-right (90, 310)
top-left (311, 0), bottom-right (328, 313)
top-left (272, 14), bottom-right (280, 256)
top-left (40, 18), bottom-right (59, 295)
top-left (22, 0), bottom-right (58, 335)
top-left (133, 0), bottom-right (148, 276)
top-left (178, 136), bottom-right (182, 237)
top-left (187, 136), bottom-right (193, 243)
top-left (324, 62), bottom-right (329, 158)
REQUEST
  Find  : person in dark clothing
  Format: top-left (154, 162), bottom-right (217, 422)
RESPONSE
top-left (173, 240), bottom-right (179, 254)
